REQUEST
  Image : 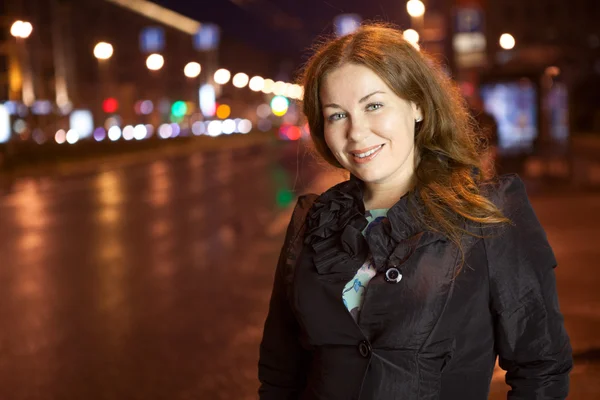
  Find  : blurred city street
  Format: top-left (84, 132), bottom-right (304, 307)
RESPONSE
top-left (0, 140), bottom-right (598, 399)
top-left (1, 0), bottom-right (600, 397)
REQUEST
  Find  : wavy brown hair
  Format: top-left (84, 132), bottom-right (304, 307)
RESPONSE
top-left (300, 23), bottom-right (509, 256)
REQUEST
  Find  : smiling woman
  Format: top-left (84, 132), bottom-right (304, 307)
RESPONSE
top-left (302, 24), bottom-right (506, 239)
top-left (258, 23), bottom-right (572, 400)
top-left (319, 64), bottom-right (422, 210)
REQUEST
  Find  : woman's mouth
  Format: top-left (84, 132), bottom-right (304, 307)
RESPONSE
top-left (349, 144), bottom-right (384, 164)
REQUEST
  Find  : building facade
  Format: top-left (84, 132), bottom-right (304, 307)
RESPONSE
top-left (1, 0), bottom-right (280, 137)
top-left (485, 0), bottom-right (600, 132)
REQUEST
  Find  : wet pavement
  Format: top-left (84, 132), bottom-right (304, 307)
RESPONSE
top-left (0, 141), bottom-right (320, 400)
top-left (0, 140), bottom-right (598, 399)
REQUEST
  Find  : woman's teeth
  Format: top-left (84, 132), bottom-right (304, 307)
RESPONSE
top-left (355, 145), bottom-right (383, 158)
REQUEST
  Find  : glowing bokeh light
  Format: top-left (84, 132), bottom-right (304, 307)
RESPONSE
top-left (122, 125), bottom-right (135, 141)
top-left (499, 33), bottom-right (516, 50)
top-left (273, 81), bottom-right (286, 96)
top-left (406, 0), bottom-right (425, 17)
top-left (184, 62), bottom-right (201, 78)
top-left (158, 123), bottom-right (172, 139)
top-left (0, 105), bottom-right (10, 143)
top-left (214, 68), bottom-right (231, 84)
top-left (216, 104), bottom-right (231, 119)
top-left (103, 98), bottom-right (119, 113)
top-left (199, 84), bottom-right (216, 117)
top-left (238, 119), bottom-right (252, 134)
top-left (55, 129), bottom-right (66, 144)
top-left (134, 124), bottom-right (147, 140)
top-left (70, 109), bottom-right (94, 138)
top-left (249, 76), bottom-right (265, 92)
top-left (146, 53), bottom-right (165, 70)
top-left (222, 119), bottom-right (236, 134)
top-left (140, 100), bottom-right (153, 115)
top-left (232, 73), bottom-right (249, 88)
top-left (262, 79), bottom-right (275, 94)
top-left (257, 104), bottom-right (271, 118)
top-left (192, 121), bottom-right (206, 135)
top-left (10, 21), bottom-right (33, 39)
top-left (171, 123), bottom-right (181, 137)
top-left (403, 29), bottom-right (420, 45)
top-left (94, 42), bottom-right (113, 60)
top-left (66, 129), bottom-right (79, 144)
top-left (171, 101), bottom-right (187, 118)
top-left (107, 126), bottom-right (121, 141)
top-left (207, 120), bottom-right (222, 137)
top-left (93, 127), bottom-right (107, 141)
top-left (271, 95), bottom-right (290, 117)
top-left (285, 84), bottom-right (303, 99)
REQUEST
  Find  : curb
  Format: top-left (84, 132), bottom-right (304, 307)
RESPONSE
top-left (0, 133), bottom-right (275, 179)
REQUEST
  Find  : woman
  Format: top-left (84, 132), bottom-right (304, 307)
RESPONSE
top-left (258, 24), bottom-right (572, 399)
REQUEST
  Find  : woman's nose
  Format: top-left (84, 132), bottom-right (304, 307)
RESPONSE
top-left (347, 117), bottom-right (369, 143)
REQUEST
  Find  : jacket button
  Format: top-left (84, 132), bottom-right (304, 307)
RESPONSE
top-left (358, 340), bottom-right (371, 358)
top-left (385, 267), bottom-right (402, 283)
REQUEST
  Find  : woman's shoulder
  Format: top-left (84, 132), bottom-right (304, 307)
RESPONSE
top-left (480, 173), bottom-right (529, 213)
top-left (289, 194), bottom-right (320, 232)
top-left (480, 174), bottom-right (554, 263)
top-left (295, 193), bottom-right (320, 211)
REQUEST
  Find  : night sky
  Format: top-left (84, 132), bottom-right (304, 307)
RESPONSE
top-left (151, 0), bottom-right (411, 64)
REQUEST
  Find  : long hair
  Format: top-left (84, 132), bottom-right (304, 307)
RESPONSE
top-left (300, 23), bottom-right (508, 258)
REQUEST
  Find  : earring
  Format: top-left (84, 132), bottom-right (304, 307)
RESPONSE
top-left (415, 116), bottom-right (423, 123)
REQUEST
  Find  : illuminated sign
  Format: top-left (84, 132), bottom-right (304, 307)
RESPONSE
top-left (193, 23), bottom-right (220, 51)
top-left (140, 26), bottom-right (165, 53)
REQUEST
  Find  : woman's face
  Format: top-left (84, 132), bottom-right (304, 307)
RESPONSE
top-left (320, 63), bottom-right (422, 188)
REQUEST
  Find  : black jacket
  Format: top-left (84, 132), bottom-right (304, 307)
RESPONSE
top-left (259, 174), bottom-right (572, 399)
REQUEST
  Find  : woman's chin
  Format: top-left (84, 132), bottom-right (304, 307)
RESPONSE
top-left (350, 168), bottom-right (385, 184)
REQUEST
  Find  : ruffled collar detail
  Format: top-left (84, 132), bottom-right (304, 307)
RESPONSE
top-left (304, 176), bottom-right (447, 277)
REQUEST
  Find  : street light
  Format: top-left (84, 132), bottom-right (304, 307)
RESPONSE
top-left (273, 81), bottom-right (286, 96)
top-left (403, 29), bottom-right (420, 46)
top-left (262, 79), bottom-right (275, 94)
top-left (249, 76), bottom-right (265, 92)
top-left (10, 20), bottom-right (33, 39)
top-left (499, 33), bottom-right (516, 50)
top-left (146, 53), bottom-right (164, 70)
top-left (93, 42), bottom-right (113, 60)
top-left (184, 62), bottom-right (201, 78)
top-left (10, 20), bottom-right (35, 106)
top-left (94, 42), bottom-right (114, 113)
top-left (214, 68), bottom-right (231, 85)
top-left (232, 72), bottom-right (249, 88)
top-left (406, 0), bottom-right (425, 18)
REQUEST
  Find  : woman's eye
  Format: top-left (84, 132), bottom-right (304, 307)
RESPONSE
top-left (366, 103), bottom-right (383, 111)
top-left (328, 113), bottom-right (346, 122)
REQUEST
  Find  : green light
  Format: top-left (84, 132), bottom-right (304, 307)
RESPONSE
top-left (276, 189), bottom-right (294, 208)
top-left (171, 101), bottom-right (187, 118)
top-left (270, 95), bottom-right (289, 116)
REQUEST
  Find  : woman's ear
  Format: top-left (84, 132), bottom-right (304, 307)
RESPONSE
top-left (412, 102), bottom-right (423, 123)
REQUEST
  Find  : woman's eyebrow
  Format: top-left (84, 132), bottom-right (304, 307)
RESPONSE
top-left (323, 90), bottom-right (385, 109)
top-left (359, 90), bottom-right (385, 103)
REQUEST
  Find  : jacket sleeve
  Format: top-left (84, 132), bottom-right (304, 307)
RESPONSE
top-left (258, 196), bottom-right (314, 399)
top-left (483, 175), bottom-right (572, 399)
